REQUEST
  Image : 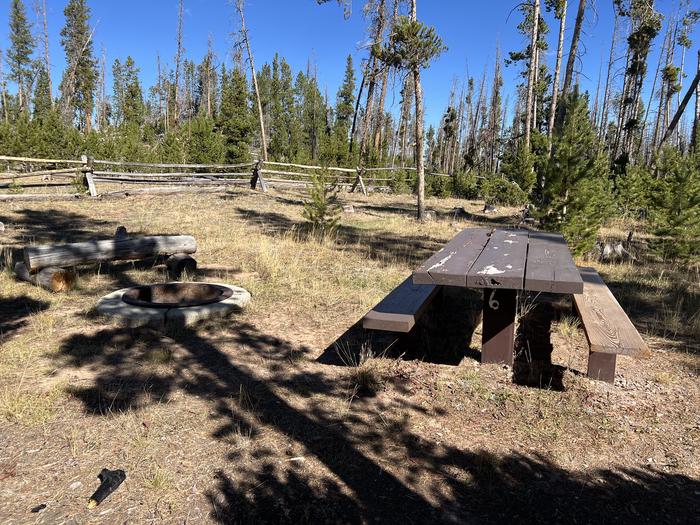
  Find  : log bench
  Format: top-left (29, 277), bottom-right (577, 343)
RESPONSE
top-left (573, 267), bottom-right (651, 383)
top-left (15, 228), bottom-right (198, 292)
top-left (363, 276), bottom-right (439, 332)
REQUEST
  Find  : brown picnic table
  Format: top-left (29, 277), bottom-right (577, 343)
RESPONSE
top-left (412, 228), bottom-right (584, 366)
top-left (363, 227), bottom-right (649, 383)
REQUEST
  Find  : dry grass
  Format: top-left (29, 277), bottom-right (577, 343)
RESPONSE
top-left (0, 188), bottom-right (698, 523)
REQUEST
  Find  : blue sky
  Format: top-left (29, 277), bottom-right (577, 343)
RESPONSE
top-left (0, 0), bottom-right (698, 128)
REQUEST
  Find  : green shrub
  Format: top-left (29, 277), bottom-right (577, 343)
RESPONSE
top-left (452, 172), bottom-right (479, 199)
top-left (615, 164), bottom-right (652, 219)
top-left (388, 169), bottom-right (413, 194)
top-left (303, 170), bottom-right (341, 237)
top-left (650, 147), bottom-right (700, 261)
top-left (482, 175), bottom-right (528, 206)
top-left (427, 174), bottom-right (451, 197)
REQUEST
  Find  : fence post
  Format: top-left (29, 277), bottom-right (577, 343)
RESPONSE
top-left (250, 160), bottom-right (268, 192)
top-left (81, 154), bottom-right (97, 197)
top-left (350, 167), bottom-right (367, 196)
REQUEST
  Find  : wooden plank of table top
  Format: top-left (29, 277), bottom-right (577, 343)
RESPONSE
top-left (525, 232), bottom-right (584, 294)
top-left (466, 229), bottom-right (529, 289)
top-left (413, 228), bottom-right (492, 286)
top-left (574, 267), bottom-right (650, 357)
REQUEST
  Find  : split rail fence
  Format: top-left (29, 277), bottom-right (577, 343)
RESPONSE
top-left (0, 154), bottom-right (453, 202)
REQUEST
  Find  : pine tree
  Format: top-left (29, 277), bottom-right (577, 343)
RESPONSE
top-left (217, 64), bottom-right (252, 163)
top-left (185, 115), bottom-right (224, 163)
top-left (32, 66), bottom-right (52, 121)
top-left (303, 170), bottom-right (341, 237)
top-left (541, 92), bottom-right (612, 255)
top-left (7, 0), bottom-right (34, 113)
top-left (59, 0), bottom-right (97, 132)
top-left (651, 147), bottom-right (700, 260)
top-left (112, 56), bottom-right (144, 128)
top-left (333, 54), bottom-right (355, 165)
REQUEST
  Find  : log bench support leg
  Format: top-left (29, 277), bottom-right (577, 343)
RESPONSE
top-left (481, 289), bottom-right (516, 366)
top-left (587, 352), bottom-right (616, 383)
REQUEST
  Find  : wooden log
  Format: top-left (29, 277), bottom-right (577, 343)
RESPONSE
top-left (262, 161), bottom-right (356, 173)
top-left (93, 170), bottom-right (251, 178)
top-left (0, 194), bottom-right (84, 202)
top-left (166, 253), bottom-right (197, 279)
top-left (0, 155), bottom-right (86, 165)
top-left (93, 177), bottom-right (249, 186)
top-left (100, 186), bottom-right (232, 197)
top-left (0, 167), bottom-right (83, 180)
top-left (85, 172), bottom-right (98, 197)
top-left (14, 262), bottom-right (75, 292)
top-left (24, 235), bottom-right (197, 272)
top-left (92, 160), bottom-right (254, 170)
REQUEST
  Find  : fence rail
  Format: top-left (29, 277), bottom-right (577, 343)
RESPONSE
top-left (0, 154), bottom-right (461, 200)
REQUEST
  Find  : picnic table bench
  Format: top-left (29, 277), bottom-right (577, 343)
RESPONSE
top-left (362, 228), bottom-right (649, 383)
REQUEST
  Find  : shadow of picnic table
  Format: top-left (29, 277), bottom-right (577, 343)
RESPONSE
top-left (55, 317), bottom-right (700, 524)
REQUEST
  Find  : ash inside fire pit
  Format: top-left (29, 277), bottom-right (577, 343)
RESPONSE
top-left (121, 283), bottom-right (233, 308)
top-left (96, 282), bottom-right (251, 328)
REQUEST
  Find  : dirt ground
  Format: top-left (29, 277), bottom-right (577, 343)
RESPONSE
top-left (0, 188), bottom-right (698, 524)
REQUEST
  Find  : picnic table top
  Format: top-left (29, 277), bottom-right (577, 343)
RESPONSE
top-left (413, 227), bottom-right (584, 294)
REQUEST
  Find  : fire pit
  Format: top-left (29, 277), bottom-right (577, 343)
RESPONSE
top-left (96, 282), bottom-right (250, 329)
top-left (121, 283), bottom-right (234, 308)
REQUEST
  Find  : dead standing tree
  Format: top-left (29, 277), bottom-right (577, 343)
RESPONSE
top-left (358, 0), bottom-right (388, 179)
top-left (547, 0), bottom-right (567, 154)
top-left (524, 0), bottom-right (540, 151)
top-left (235, 0), bottom-right (268, 162)
top-left (173, 0), bottom-right (184, 127)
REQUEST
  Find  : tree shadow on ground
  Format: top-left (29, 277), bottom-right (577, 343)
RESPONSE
top-left (56, 317), bottom-right (700, 524)
top-left (0, 208), bottom-right (118, 244)
top-left (0, 295), bottom-right (50, 342)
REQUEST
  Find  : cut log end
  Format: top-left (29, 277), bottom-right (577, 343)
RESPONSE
top-left (14, 262), bottom-right (75, 292)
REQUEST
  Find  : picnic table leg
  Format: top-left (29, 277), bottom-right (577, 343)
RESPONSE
top-left (587, 352), bottom-right (616, 383)
top-left (481, 289), bottom-right (516, 365)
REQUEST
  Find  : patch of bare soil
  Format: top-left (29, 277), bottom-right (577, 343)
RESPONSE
top-left (0, 190), bottom-right (698, 524)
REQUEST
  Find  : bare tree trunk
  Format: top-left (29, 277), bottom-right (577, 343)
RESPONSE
top-left (359, 0), bottom-right (387, 172)
top-left (613, 43), bottom-right (632, 159)
top-left (373, 66), bottom-right (389, 159)
top-left (349, 67), bottom-right (365, 154)
top-left (524, 0), bottom-right (540, 151)
top-left (453, 82), bottom-right (465, 174)
top-left (0, 50), bottom-right (8, 123)
top-left (547, 0), bottom-right (567, 154)
top-left (157, 53), bottom-right (166, 131)
top-left (592, 57), bottom-right (602, 127)
top-left (562, 0), bottom-right (586, 97)
top-left (409, 0), bottom-right (425, 220)
top-left (236, 0), bottom-right (268, 161)
top-left (173, 0), bottom-right (184, 126)
top-left (599, 11), bottom-right (618, 142)
top-left (692, 50), bottom-right (700, 149)
top-left (658, 64), bottom-right (700, 149)
top-left (98, 46), bottom-right (106, 129)
top-left (650, 25), bottom-right (671, 153)
top-left (36, 0), bottom-right (53, 106)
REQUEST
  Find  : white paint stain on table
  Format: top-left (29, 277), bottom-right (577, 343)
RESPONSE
top-left (428, 252), bottom-right (455, 272)
top-left (477, 264), bottom-right (506, 275)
